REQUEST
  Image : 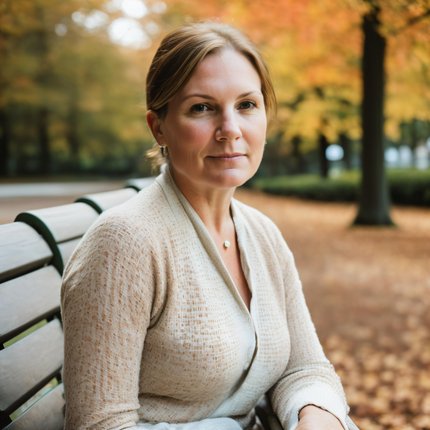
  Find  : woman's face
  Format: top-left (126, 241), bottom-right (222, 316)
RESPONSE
top-left (148, 48), bottom-right (267, 194)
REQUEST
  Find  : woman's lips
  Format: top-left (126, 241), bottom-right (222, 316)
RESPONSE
top-left (207, 153), bottom-right (246, 160)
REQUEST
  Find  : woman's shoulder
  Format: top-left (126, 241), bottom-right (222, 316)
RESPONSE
top-left (64, 182), bottom-right (175, 271)
top-left (93, 180), bottom-right (173, 237)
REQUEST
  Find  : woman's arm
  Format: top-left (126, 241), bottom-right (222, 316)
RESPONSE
top-left (61, 215), bottom-right (156, 429)
top-left (268, 241), bottom-right (349, 430)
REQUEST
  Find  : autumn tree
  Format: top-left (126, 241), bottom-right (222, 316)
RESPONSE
top-left (0, 0), bottom-right (161, 176)
top-left (354, 0), bottom-right (430, 225)
top-left (160, 0), bottom-right (363, 174)
top-left (159, 0), bottom-right (430, 224)
top-left (354, 2), bottom-right (392, 225)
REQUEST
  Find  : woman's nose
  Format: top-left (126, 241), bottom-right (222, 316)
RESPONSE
top-left (215, 112), bottom-right (242, 142)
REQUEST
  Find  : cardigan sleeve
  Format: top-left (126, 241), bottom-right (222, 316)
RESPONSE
top-left (268, 240), bottom-right (349, 430)
top-left (61, 213), bottom-right (162, 430)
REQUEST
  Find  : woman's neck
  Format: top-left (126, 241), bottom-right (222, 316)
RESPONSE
top-left (169, 166), bottom-right (236, 235)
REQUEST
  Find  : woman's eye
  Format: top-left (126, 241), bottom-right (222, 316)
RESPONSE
top-left (238, 100), bottom-right (257, 110)
top-left (190, 104), bottom-right (210, 113)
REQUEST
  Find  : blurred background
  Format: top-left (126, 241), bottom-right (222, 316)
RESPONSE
top-left (1, 0), bottom-right (430, 429)
top-left (1, 1), bottom-right (429, 190)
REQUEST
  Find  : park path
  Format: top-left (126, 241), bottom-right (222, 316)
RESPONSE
top-left (2, 184), bottom-right (430, 428)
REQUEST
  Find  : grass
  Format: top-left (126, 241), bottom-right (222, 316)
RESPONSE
top-left (4, 320), bottom-right (47, 347)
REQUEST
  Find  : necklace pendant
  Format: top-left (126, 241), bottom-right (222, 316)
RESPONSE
top-left (223, 240), bottom-right (231, 249)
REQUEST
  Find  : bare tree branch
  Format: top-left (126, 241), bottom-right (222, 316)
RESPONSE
top-left (391, 8), bottom-right (430, 35)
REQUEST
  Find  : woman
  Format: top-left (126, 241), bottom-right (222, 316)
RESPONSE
top-left (61, 22), bottom-right (352, 430)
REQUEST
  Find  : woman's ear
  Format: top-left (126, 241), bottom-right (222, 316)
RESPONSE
top-left (146, 110), bottom-right (165, 144)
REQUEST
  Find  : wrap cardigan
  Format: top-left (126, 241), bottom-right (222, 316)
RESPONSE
top-left (61, 168), bottom-right (349, 430)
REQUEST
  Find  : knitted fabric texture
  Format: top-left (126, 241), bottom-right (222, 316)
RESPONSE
top-left (61, 169), bottom-right (348, 430)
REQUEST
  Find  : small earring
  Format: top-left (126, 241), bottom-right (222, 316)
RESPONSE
top-left (160, 145), bottom-right (168, 157)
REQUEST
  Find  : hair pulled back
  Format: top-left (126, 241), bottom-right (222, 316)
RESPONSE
top-left (146, 22), bottom-right (276, 166)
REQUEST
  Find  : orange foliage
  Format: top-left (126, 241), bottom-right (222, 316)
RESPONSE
top-left (160, 0), bottom-right (429, 144)
top-left (163, 0), bottom-right (362, 143)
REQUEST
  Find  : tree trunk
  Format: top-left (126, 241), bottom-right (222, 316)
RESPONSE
top-left (66, 103), bottom-right (80, 171)
top-left (339, 132), bottom-right (352, 170)
top-left (35, 6), bottom-right (52, 175)
top-left (37, 107), bottom-right (51, 174)
top-left (0, 109), bottom-right (11, 176)
top-left (292, 135), bottom-right (306, 173)
top-left (410, 118), bottom-right (418, 168)
top-left (354, 6), bottom-right (393, 225)
top-left (318, 133), bottom-right (329, 178)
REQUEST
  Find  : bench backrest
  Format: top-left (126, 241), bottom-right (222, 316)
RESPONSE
top-left (0, 222), bottom-right (64, 430)
top-left (15, 203), bottom-right (100, 274)
top-left (125, 177), bottom-right (155, 191)
top-left (76, 187), bottom-right (138, 214)
top-left (0, 179), bottom-right (153, 429)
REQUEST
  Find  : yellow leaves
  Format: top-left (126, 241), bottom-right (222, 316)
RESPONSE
top-left (419, 373), bottom-right (430, 390)
top-left (286, 97), bottom-right (327, 140)
top-left (326, 320), bottom-right (430, 429)
top-left (0, 0), bottom-right (39, 37)
top-left (158, 0), bottom-right (430, 145)
top-left (414, 416), bottom-right (430, 429)
top-left (422, 395), bottom-right (430, 414)
top-left (385, 24), bottom-right (430, 129)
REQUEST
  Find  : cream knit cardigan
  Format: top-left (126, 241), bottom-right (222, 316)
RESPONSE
top-left (61, 168), bottom-right (349, 430)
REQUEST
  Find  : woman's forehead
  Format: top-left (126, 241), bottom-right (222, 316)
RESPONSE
top-left (179, 49), bottom-right (262, 96)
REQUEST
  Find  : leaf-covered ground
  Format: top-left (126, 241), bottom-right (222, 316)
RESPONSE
top-left (237, 189), bottom-right (430, 430)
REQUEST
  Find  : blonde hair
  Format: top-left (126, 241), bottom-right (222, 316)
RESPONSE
top-left (146, 21), bottom-right (276, 166)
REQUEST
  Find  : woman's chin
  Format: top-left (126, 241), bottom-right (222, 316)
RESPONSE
top-left (212, 169), bottom-right (254, 189)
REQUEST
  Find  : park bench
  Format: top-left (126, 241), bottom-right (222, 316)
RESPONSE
top-left (0, 179), bottom-right (357, 430)
top-left (0, 221), bottom-right (64, 430)
top-left (0, 182), bottom-right (144, 429)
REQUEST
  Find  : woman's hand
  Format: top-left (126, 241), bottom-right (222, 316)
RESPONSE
top-left (295, 405), bottom-right (344, 430)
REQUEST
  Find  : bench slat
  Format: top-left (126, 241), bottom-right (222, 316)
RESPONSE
top-left (15, 203), bottom-right (99, 243)
top-left (58, 238), bottom-right (83, 270)
top-left (0, 319), bottom-right (64, 413)
top-left (15, 203), bottom-right (99, 273)
top-left (76, 187), bottom-right (137, 213)
top-left (0, 181), bottom-right (154, 428)
top-left (5, 384), bottom-right (64, 430)
top-left (0, 266), bottom-right (61, 344)
top-left (125, 177), bottom-right (154, 191)
top-left (0, 223), bottom-right (52, 283)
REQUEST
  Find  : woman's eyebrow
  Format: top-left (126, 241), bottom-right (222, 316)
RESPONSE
top-left (182, 91), bottom-right (263, 101)
top-left (182, 94), bottom-right (215, 101)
